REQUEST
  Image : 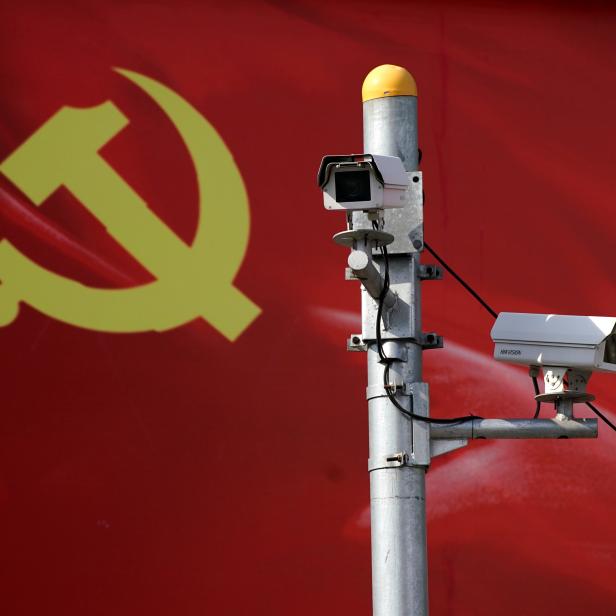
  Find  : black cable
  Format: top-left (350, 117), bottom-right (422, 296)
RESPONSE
top-left (586, 401), bottom-right (616, 433)
top-left (374, 233), bottom-right (390, 365)
top-left (532, 375), bottom-right (541, 419)
top-left (372, 221), bottom-right (479, 425)
top-left (553, 376), bottom-right (615, 433)
top-left (424, 236), bottom-right (541, 417)
top-left (423, 241), bottom-right (498, 320)
top-left (420, 186), bottom-right (497, 320)
top-left (422, 185), bottom-right (537, 414)
top-left (423, 236), bottom-right (542, 419)
top-left (400, 236), bottom-right (616, 427)
top-left (423, 240), bottom-right (539, 417)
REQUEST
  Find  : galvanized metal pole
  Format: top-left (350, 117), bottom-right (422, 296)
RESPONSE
top-left (360, 65), bottom-right (427, 616)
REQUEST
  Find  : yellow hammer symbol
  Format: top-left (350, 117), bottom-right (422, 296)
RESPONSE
top-left (0, 68), bottom-right (260, 341)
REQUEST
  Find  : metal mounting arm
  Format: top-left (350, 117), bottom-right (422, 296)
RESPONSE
top-left (430, 417), bottom-right (598, 440)
top-left (347, 250), bottom-right (397, 309)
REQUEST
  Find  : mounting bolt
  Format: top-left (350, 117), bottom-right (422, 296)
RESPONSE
top-left (419, 264), bottom-right (443, 280)
top-left (347, 335), bottom-right (367, 352)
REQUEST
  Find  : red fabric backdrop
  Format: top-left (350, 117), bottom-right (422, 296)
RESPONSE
top-left (0, 1), bottom-right (615, 614)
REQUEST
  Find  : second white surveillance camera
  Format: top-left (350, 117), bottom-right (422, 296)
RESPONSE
top-left (317, 153), bottom-right (410, 212)
top-left (491, 312), bottom-right (616, 374)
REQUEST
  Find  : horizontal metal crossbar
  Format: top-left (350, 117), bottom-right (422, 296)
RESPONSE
top-left (430, 418), bottom-right (598, 440)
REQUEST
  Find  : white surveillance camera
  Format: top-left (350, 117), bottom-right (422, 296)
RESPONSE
top-left (491, 312), bottom-right (616, 374)
top-left (317, 153), bottom-right (410, 212)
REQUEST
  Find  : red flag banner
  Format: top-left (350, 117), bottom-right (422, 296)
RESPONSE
top-left (0, 2), bottom-right (615, 614)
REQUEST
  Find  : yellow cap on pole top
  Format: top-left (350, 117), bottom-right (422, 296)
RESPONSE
top-left (362, 64), bottom-right (417, 102)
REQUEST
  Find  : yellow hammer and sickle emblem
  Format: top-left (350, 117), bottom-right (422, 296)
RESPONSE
top-left (0, 68), bottom-right (260, 341)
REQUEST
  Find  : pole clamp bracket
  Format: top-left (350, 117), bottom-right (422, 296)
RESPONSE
top-left (366, 381), bottom-right (411, 400)
top-left (368, 451), bottom-right (410, 472)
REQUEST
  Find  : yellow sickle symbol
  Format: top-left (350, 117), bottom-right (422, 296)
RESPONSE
top-left (0, 68), bottom-right (260, 341)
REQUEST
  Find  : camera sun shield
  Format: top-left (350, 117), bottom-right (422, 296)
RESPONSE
top-left (491, 312), bottom-right (616, 373)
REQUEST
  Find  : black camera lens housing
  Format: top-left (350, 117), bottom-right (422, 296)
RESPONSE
top-left (335, 169), bottom-right (371, 203)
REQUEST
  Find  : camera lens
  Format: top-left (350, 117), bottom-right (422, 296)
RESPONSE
top-left (335, 170), bottom-right (371, 203)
